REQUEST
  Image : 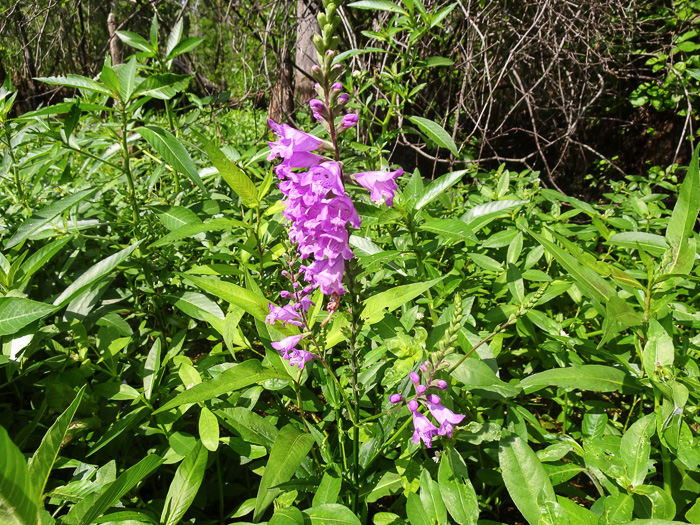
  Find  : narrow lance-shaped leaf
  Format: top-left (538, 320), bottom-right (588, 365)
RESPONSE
top-left (137, 126), bottom-right (206, 192)
top-left (28, 385), bottom-right (86, 500)
top-left (361, 276), bottom-right (445, 325)
top-left (0, 426), bottom-right (40, 525)
top-left (416, 170), bottom-right (468, 210)
top-left (161, 441), bottom-right (208, 525)
top-left (407, 116), bottom-right (459, 156)
top-left (666, 143), bottom-right (700, 250)
top-left (0, 297), bottom-right (58, 337)
top-left (253, 425), bottom-right (315, 522)
top-left (36, 75), bottom-right (114, 97)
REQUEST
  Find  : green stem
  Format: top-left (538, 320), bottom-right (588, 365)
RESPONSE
top-left (120, 108), bottom-right (139, 225)
top-left (406, 213), bottom-right (437, 324)
top-left (447, 316), bottom-right (516, 375)
top-left (2, 124), bottom-right (24, 204)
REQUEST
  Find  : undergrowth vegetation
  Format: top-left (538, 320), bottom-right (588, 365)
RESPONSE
top-left (2, 3), bottom-right (700, 525)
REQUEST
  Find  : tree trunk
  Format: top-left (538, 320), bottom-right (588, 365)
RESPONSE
top-left (268, 45), bottom-right (295, 124)
top-left (294, 0), bottom-right (319, 105)
top-left (107, 12), bottom-right (121, 65)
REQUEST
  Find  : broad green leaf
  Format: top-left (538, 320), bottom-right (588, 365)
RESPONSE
top-left (469, 253), bottom-right (502, 272)
top-left (600, 296), bottom-right (643, 347)
top-left (194, 131), bottom-right (257, 207)
top-left (448, 355), bottom-right (519, 399)
top-left (416, 170), bottom-right (467, 209)
top-left (150, 218), bottom-right (243, 248)
top-left (5, 189), bottom-right (94, 249)
top-left (152, 205), bottom-right (201, 231)
top-left (16, 236), bottom-right (72, 285)
top-left (143, 339), bottom-right (161, 401)
top-left (642, 319), bottom-right (675, 378)
top-left (599, 494), bottom-right (633, 525)
top-left (76, 455), bottom-right (162, 525)
top-left (116, 57), bottom-right (137, 102)
top-left (87, 406), bottom-right (149, 457)
top-left (166, 19), bottom-right (184, 57)
top-left (137, 126), bottom-right (206, 192)
top-left (405, 492), bottom-right (432, 525)
top-left (217, 407), bottom-right (278, 449)
top-left (461, 200), bottom-right (527, 232)
top-left (36, 75), bottom-right (113, 97)
top-left (115, 30), bottom-right (153, 53)
top-left (619, 414), bottom-right (655, 488)
top-left (519, 365), bottom-right (639, 394)
top-left (166, 37), bottom-right (205, 60)
top-left (199, 408), bottom-right (219, 452)
top-left (253, 425), bottom-right (315, 522)
top-left (608, 232), bottom-right (668, 255)
top-left (184, 275), bottom-right (291, 333)
top-left (361, 276), bottom-right (445, 325)
top-left (0, 298), bottom-right (57, 336)
top-left (420, 219), bottom-right (476, 242)
top-left (53, 240), bottom-right (143, 307)
top-left (361, 471), bottom-right (402, 503)
top-left (0, 425), bottom-right (39, 525)
top-left (28, 386), bottom-right (85, 499)
top-left (407, 116), bottom-right (458, 156)
top-left (302, 504), bottom-right (361, 525)
top-left (161, 441), bottom-right (208, 525)
top-left (155, 360), bottom-right (283, 413)
top-left (269, 507), bottom-right (305, 524)
top-left (168, 291), bottom-right (224, 321)
top-left (666, 144), bottom-right (700, 251)
top-left (347, 0), bottom-right (407, 14)
top-left (499, 433), bottom-right (556, 525)
top-left (438, 446), bottom-right (478, 525)
top-left (132, 74), bottom-right (192, 100)
top-left (420, 469), bottom-right (447, 524)
top-left (312, 472), bottom-right (341, 506)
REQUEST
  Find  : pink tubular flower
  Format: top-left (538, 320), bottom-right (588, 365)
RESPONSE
top-left (425, 394), bottom-right (465, 437)
top-left (412, 410), bottom-right (439, 448)
top-left (271, 334), bottom-right (304, 353)
top-left (267, 120), bottom-right (323, 168)
top-left (286, 349), bottom-right (318, 369)
top-left (266, 303), bottom-right (303, 327)
top-left (353, 168), bottom-right (404, 207)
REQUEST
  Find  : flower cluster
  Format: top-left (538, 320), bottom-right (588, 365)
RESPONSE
top-left (391, 365), bottom-right (465, 448)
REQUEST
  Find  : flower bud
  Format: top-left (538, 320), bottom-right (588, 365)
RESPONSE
top-left (281, 270), bottom-right (290, 278)
top-left (280, 290), bottom-right (292, 298)
top-left (309, 99), bottom-right (325, 112)
top-left (428, 394), bottom-right (441, 404)
top-left (408, 399), bottom-right (419, 412)
top-left (332, 82), bottom-right (343, 91)
top-left (434, 380), bottom-right (448, 390)
top-left (341, 113), bottom-right (358, 128)
top-left (390, 394), bottom-right (403, 403)
top-left (417, 384), bottom-right (427, 394)
top-left (337, 93), bottom-right (349, 106)
top-left (410, 372), bottom-right (420, 384)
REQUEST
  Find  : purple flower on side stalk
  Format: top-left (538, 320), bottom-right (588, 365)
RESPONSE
top-left (340, 113), bottom-right (359, 128)
top-left (286, 349), bottom-right (318, 369)
top-left (411, 406), bottom-right (439, 448)
top-left (425, 394), bottom-right (465, 437)
top-left (353, 168), bottom-right (404, 207)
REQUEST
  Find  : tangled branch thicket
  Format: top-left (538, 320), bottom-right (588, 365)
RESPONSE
top-left (0, 0), bottom-right (686, 193)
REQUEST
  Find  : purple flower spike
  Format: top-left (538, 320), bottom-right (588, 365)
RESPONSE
top-left (425, 398), bottom-right (465, 438)
top-left (340, 113), bottom-right (359, 128)
top-left (353, 168), bottom-right (403, 207)
top-left (410, 372), bottom-right (420, 384)
top-left (412, 410), bottom-right (439, 448)
top-left (390, 394), bottom-right (403, 404)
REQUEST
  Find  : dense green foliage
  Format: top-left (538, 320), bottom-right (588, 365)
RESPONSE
top-left (2, 2), bottom-right (700, 525)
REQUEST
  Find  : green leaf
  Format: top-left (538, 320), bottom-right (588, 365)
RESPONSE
top-left (87, 406), bottom-right (149, 457)
top-left (36, 75), bottom-right (113, 97)
top-left (75, 455), bottom-right (162, 525)
top-left (269, 507), bottom-right (305, 524)
top-left (253, 425), bottom-right (315, 522)
top-left (28, 386), bottom-right (85, 499)
top-left (519, 365), bottom-right (639, 394)
top-left (448, 355), bottom-right (519, 399)
top-left (53, 240), bottom-right (143, 307)
top-left (143, 339), bottom-right (161, 401)
top-left (642, 319), bottom-right (675, 378)
top-left (149, 218), bottom-right (243, 248)
top-left (438, 446), bottom-right (478, 525)
top-left (116, 57), bottom-right (137, 102)
top-left (193, 131), bottom-right (257, 207)
top-left (166, 19), bottom-right (184, 57)
top-left (498, 432), bottom-right (556, 525)
top-left (0, 298), bottom-right (57, 337)
top-left (599, 494), bottom-right (633, 525)
top-left (619, 414), bottom-right (655, 488)
top-left (137, 126), bottom-right (206, 192)
top-left (347, 0), bottom-right (407, 14)
top-left (407, 116), bottom-right (458, 156)
top-left (416, 170), bottom-right (467, 209)
top-left (360, 276), bottom-right (445, 325)
top-left (168, 291), bottom-right (224, 321)
top-left (115, 31), bottom-right (153, 54)
top-left (0, 425), bottom-right (40, 525)
top-left (420, 469), bottom-right (447, 524)
top-left (161, 441), bottom-right (208, 525)
top-left (405, 492), bottom-right (432, 525)
top-left (199, 408), bottom-right (219, 452)
top-left (461, 200), bottom-right (527, 232)
top-left (155, 360), bottom-right (283, 413)
top-left (420, 219), bottom-right (476, 243)
top-left (312, 472), bottom-right (341, 506)
top-left (608, 232), bottom-right (668, 255)
top-left (184, 275), bottom-right (270, 323)
top-left (666, 144), bottom-right (700, 251)
top-left (166, 37), bottom-right (205, 60)
top-left (16, 236), bottom-right (72, 285)
top-left (152, 205), bottom-right (201, 231)
top-left (5, 189), bottom-right (95, 249)
top-left (133, 74), bottom-right (192, 100)
top-left (302, 504), bottom-right (361, 525)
